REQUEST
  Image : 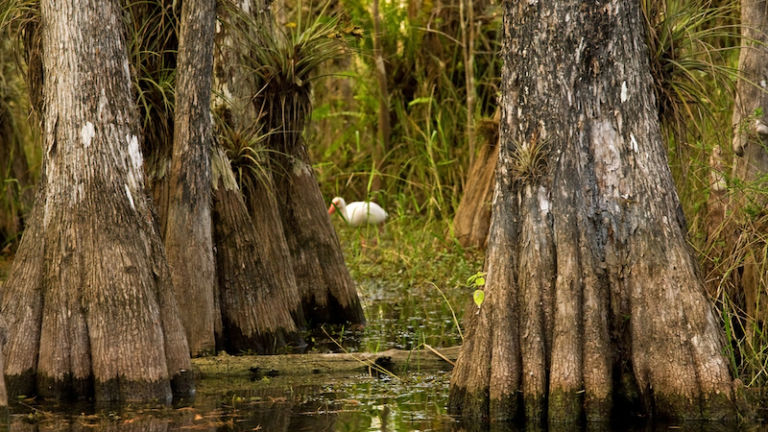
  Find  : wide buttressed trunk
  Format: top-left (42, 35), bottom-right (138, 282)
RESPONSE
top-left (449, 0), bottom-right (738, 424)
top-left (211, 147), bottom-right (303, 353)
top-left (164, 0), bottom-right (217, 357)
top-left (262, 87), bottom-right (365, 326)
top-left (211, 0), bottom-right (306, 352)
top-left (0, 0), bottom-right (192, 403)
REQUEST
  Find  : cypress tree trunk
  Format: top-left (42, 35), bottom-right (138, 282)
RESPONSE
top-left (728, 0), bottom-right (768, 327)
top-left (211, 147), bottom-right (302, 353)
top-left (0, 0), bottom-right (192, 402)
top-left (211, 0), bottom-right (305, 352)
top-left (164, 0), bottom-right (217, 356)
top-left (449, 0), bottom-right (738, 424)
top-left (218, 0), bottom-right (364, 326)
top-left (453, 114), bottom-right (499, 249)
top-left (263, 90), bottom-right (365, 325)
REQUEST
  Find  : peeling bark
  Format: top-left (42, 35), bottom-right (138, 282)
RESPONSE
top-left (449, 0), bottom-right (738, 424)
top-left (1, 0), bottom-right (192, 403)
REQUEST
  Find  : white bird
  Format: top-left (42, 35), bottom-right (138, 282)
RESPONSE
top-left (328, 197), bottom-right (388, 227)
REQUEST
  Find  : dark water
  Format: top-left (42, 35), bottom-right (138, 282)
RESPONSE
top-left (2, 373), bottom-right (765, 432)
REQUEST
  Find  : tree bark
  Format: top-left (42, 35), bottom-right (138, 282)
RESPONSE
top-left (453, 114), bottom-right (499, 249)
top-left (247, 7), bottom-right (365, 326)
top-left (263, 92), bottom-right (365, 325)
top-left (449, 0), bottom-right (738, 424)
top-left (0, 0), bottom-right (192, 403)
top-left (211, 147), bottom-right (303, 354)
top-left (211, 0), bottom-right (306, 352)
top-left (728, 0), bottom-right (768, 328)
top-left (164, 0), bottom-right (217, 356)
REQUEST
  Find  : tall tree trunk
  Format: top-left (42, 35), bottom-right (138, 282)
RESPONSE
top-left (0, 0), bottom-right (192, 402)
top-left (244, 2), bottom-right (364, 326)
top-left (728, 0), bottom-right (768, 329)
top-left (453, 113), bottom-right (499, 249)
top-left (449, 0), bottom-right (738, 424)
top-left (164, 0), bottom-right (217, 356)
top-left (211, 0), bottom-right (306, 352)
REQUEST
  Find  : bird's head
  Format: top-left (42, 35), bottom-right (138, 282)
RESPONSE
top-left (328, 197), bottom-right (346, 215)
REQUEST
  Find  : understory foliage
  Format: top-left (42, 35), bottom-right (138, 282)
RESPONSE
top-left (0, 0), bottom-right (39, 249)
top-left (306, 0), bottom-right (502, 219)
top-left (0, 0), bottom-right (766, 391)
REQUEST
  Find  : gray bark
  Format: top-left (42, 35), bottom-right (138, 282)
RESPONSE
top-left (449, 0), bottom-right (738, 424)
top-left (165, 0), bottom-right (217, 356)
top-left (1, 0), bottom-right (192, 402)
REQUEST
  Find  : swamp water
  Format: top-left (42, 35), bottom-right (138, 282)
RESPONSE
top-left (0, 276), bottom-right (764, 432)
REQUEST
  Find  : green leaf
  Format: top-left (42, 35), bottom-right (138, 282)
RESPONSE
top-left (473, 289), bottom-right (485, 308)
top-left (475, 277), bottom-right (485, 287)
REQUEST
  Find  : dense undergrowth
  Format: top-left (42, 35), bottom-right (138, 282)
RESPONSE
top-left (0, 0), bottom-right (767, 394)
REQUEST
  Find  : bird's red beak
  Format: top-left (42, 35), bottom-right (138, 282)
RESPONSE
top-left (328, 204), bottom-right (336, 215)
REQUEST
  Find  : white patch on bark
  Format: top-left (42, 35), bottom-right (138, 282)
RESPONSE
top-left (754, 120), bottom-right (768, 137)
top-left (125, 184), bottom-right (135, 210)
top-left (761, 80), bottom-right (766, 88)
top-left (127, 134), bottom-right (143, 173)
top-left (620, 81), bottom-right (628, 103)
top-left (73, 183), bottom-right (84, 204)
top-left (537, 186), bottom-right (550, 214)
top-left (123, 58), bottom-right (131, 83)
top-left (81, 122), bottom-right (95, 148)
top-left (630, 133), bottom-right (639, 153)
top-left (591, 119), bottom-right (623, 204)
top-left (125, 134), bottom-right (144, 192)
top-left (98, 90), bottom-right (109, 120)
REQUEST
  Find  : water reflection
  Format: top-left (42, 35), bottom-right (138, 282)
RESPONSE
top-left (1, 398), bottom-right (764, 432)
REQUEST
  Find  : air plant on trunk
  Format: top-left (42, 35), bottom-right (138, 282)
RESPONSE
top-left (228, 2), bottom-right (365, 325)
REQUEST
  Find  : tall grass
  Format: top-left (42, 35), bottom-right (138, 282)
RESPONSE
top-left (307, 0), bottom-right (501, 220)
top-left (0, 0), bottom-right (41, 249)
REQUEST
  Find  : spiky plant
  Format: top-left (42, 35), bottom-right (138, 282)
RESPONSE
top-left (123, 0), bottom-right (179, 180)
top-left (642, 0), bottom-right (740, 139)
top-left (215, 117), bottom-right (275, 202)
top-left (227, 1), bottom-right (347, 157)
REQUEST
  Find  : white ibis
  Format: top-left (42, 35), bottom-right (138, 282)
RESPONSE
top-left (328, 197), bottom-right (388, 227)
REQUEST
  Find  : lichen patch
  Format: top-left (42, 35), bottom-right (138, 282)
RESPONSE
top-left (81, 122), bottom-right (95, 148)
